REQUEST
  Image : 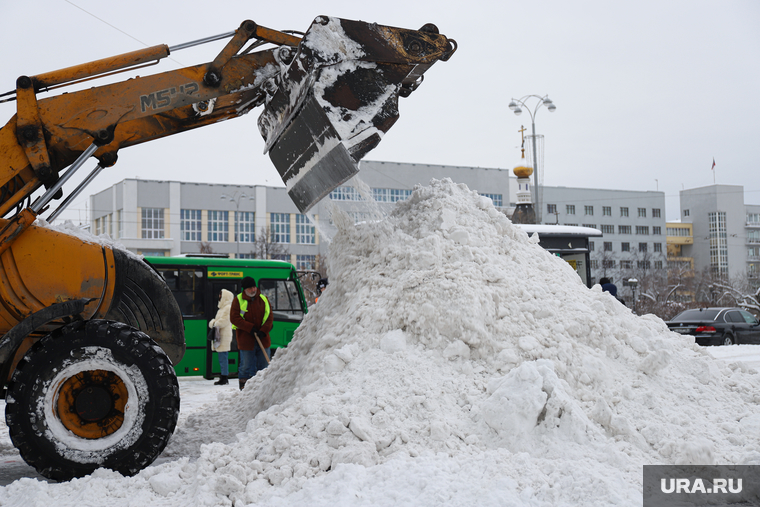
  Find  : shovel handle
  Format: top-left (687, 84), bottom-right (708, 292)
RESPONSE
top-left (255, 333), bottom-right (271, 364)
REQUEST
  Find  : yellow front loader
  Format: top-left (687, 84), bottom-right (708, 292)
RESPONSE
top-left (0, 16), bottom-right (455, 480)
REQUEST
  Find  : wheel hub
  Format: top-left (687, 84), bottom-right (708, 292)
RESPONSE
top-left (56, 370), bottom-right (128, 439)
top-left (75, 385), bottom-right (112, 422)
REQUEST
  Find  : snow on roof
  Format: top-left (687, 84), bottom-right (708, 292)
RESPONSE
top-left (516, 223), bottom-right (603, 237)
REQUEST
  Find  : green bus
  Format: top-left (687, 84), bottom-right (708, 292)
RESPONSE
top-left (144, 255), bottom-right (308, 379)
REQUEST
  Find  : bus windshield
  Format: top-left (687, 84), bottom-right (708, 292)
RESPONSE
top-left (260, 279), bottom-right (305, 320)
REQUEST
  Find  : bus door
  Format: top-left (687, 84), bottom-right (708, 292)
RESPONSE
top-left (158, 266), bottom-right (206, 376)
top-left (206, 281), bottom-right (241, 379)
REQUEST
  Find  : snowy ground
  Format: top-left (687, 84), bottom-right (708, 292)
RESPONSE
top-left (0, 376), bottom-right (240, 486)
top-left (0, 346), bottom-right (757, 488)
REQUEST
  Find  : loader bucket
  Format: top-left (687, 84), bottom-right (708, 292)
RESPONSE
top-left (258, 16), bottom-right (456, 213)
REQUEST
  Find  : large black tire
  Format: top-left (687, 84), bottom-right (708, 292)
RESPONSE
top-left (721, 333), bottom-right (735, 346)
top-left (5, 320), bottom-right (180, 481)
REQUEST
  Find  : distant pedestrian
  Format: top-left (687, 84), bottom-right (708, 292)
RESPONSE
top-left (599, 277), bottom-right (625, 306)
top-left (208, 289), bottom-right (234, 385)
top-left (230, 276), bottom-right (273, 390)
top-left (599, 277), bottom-right (617, 296)
top-left (315, 277), bottom-right (329, 303)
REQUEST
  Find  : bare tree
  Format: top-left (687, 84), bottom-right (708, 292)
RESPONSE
top-left (199, 241), bottom-right (214, 254)
top-left (246, 226), bottom-right (290, 260)
top-left (703, 270), bottom-right (760, 317)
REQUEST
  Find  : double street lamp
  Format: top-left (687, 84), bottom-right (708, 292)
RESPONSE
top-left (220, 192), bottom-right (254, 258)
top-left (508, 95), bottom-right (556, 224)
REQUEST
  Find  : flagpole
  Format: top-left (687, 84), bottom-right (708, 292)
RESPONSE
top-left (712, 158), bottom-right (716, 184)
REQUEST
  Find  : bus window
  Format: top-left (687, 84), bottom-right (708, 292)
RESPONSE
top-left (259, 279), bottom-right (305, 320)
top-left (158, 268), bottom-right (206, 317)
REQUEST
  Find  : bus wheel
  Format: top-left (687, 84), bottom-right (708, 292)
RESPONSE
top-left (5, 320), bottom-right (180, 481)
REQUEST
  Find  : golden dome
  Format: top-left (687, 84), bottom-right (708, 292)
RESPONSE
top-left (513, 163), bottom-right (533, 178)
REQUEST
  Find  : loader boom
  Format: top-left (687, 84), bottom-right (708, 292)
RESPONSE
top-left (0, 17), bottom-right (455, 218)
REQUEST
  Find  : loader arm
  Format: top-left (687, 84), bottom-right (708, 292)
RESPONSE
top-left (0, 21), bottom-right (298, 218)
top-left (0, 16), bottom-right (456, 219)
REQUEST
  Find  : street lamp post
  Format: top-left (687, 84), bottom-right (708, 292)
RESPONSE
top-left (628, 278), bottom-right (639, 314)
top-left (221, 192), bottom-right (253, 258)
top-left (508, 95), bottom-right (556, 224)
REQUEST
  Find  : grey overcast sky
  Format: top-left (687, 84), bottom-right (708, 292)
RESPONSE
top-left (2, 0), bottom-right (758, 223)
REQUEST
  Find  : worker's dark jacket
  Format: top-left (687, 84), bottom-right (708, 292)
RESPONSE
top-left (230, 288), bottom-right (273, 350)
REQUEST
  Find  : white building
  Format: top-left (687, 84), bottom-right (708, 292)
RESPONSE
top-left (89, 161), bottom-right (755, 286)
top-left (678, 184), bottom-right (760, 283)
top-left (88, 161), bottom-right (512, 271)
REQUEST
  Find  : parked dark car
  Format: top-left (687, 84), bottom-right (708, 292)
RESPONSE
top-left (667, 307), bottom-right (760, 346)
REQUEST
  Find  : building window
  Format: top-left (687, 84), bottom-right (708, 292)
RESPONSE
top-left (652, 208), bottom-right (661, 218)
top-left (180, 209), bottom-right (202, 241)
top-left (96, 215), bottom-right (106, 236)
top-left (237, 253), bottom-right (255, 259)
top-left (636, 226), bottom-right (649, 235)
top-left (236, 212), bottom-right (256, 243)
top-left (583, 224), bottom-right (597, 230)
top-left (621, 242), bottom-right (630, 252)
top-left (709, 211), bottom-right (728, 275)
top-left (373, 188), bottom-right (413, 203)
top-left (637, 260), bottom-right (651, 269)
top-left (638, 207), bottom-right (646, 218)
top-left (639, 242), bottom-right (647, 252)
top-left (141, 208), bottom-right (164, 239)
top-left (683, 209), bottom-right (690, 217)
top-left (590, 260), bottom-right (599, 269)
top-left (480, 193), bottom-right (503, 207)
top-left (619, 225), bottom-right (631, 234)
top-left (602, 206), bottom-right (611, 216)
top-left (620, 260), bottom-right (632, 269)
top-left (271, 213), bottom-right (290, 244)
top-left (270, 254), bottom-right (291, 262)
top-left (564, 223), bottom-right (578, 227)
top-left (585, 205), bottom-right (594, 216)
top-left (667, 227), bottom-right (691, 237)
top-left (653, 226), bottom-right (661, 235)
top-left (547, 204), bottom-right (557, 214)
top-left (654, 243), bottom-right (662, 253)
top-left (566, 205), bottom-right (575, 215)
top-left (748, 213), bottom-right (760, 224)
top-left (620, 207), bottom-right (629, 217)
top-left (604, 242), bottom-right (613, 251)
top-left (601, 224), bottom-right (614, 234)
top-left (295, 214), bottom-right (315, 244)
top-left (655, 260), bottom-right (663, 269)
top-left (602, 260), bottom-right (616, 268)
top-left (296, 254), bottom-right (316, 270)
top-left (330, 186), bottom-right (362, 201)
top-left (207, 210), bottom-right (229, 242)
top-left (235, 211), bottom-right (255, 243)
top-left (117, 210), bottom-right (123, 239)
top-left (589, 241), bottom-right (595, 251)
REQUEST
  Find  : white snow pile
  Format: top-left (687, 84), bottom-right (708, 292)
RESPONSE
top-left (5, 178), bottom-right (760, 506)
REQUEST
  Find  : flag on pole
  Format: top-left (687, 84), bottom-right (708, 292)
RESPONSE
top-left (711, 158), bottom-right (716, 170)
